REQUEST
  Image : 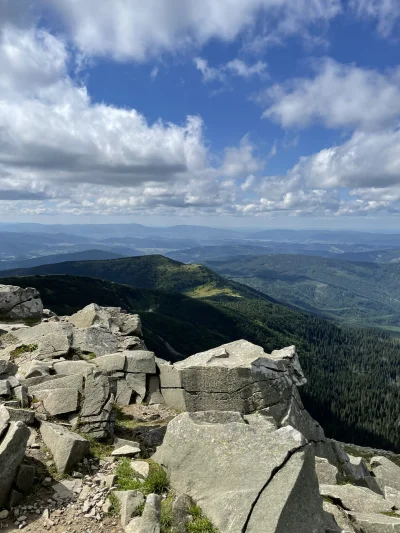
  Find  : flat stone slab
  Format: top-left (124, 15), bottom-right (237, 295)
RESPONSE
top-left (112, 445), bottom-right (141, 457)
top-left (53, 479), bottom-right (83, 499)
top-left (131, 461), bottom-right (150, 479)
top-left (124, 351), bottom-right (156, 374)
top-left (28, 374), bottom-right (83, 395)
top-left (35, 387), bottom-right (79, 416)
top-left (93, 353), bottom-right (125, 372)
top-left (6, 407), bottom-right (35, 425)
top-left (159, 340), bottom-right (307, 416)
top-left (53, 360), bottom-right (95, 375)
top-left (350, 513), bottom-right (400, 532)
top-left (113, 490), bottom-right (145, 526)
top-left (320, 484), bottom-right (393, 514)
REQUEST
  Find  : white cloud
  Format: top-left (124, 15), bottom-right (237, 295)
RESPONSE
top-left (3, 1), bottom-right (400, 220)
top-left (0, 25), bottom-right (68, 99)
top-left (291, 129), bottom-right (400, 189)
top-left (262, 58), bottom-right (400, 130)
top-left (225, 59), bottom-right (267, 78)
top-left (350, 0), bottom-right (400, 38)
top-left (40, 0), bottom-right (342, 61)
top-left (193, 58), bottom-right (225, 83)
top-left (150, 66), bottom-right (159, 80)
top-left (221, 136), bottom-right (264, 177)
top-left (194, 57), bottom-right (267, 83)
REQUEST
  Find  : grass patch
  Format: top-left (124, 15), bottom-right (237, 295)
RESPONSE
top-left (381, 511), bottom-right (400, 518)
top-left (108, 492), bottom-right (121, 516)
top-left (114, 405), bottom-right (139, 430)
top-left (81, 434), bottom-right (113, 460)
top-left (115, 458), bottom-right (169, 495)
top-left (343, 445), bottom-right (374, 463)
top-left (160, 492), bottom-right (174, 533)
top-left (184, 282), bottom-right (241, 299)
top-left (186, 505), bottom-right (219, 533)
top-left (81, 352), bottom-right (97, 361)
top-left (10, 343), bottom-right (37, 359)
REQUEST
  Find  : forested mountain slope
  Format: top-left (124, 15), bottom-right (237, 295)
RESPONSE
top-left (206, 253), bottom-right (400, 329)
top-left (3, 258), bottom-right (400, 452)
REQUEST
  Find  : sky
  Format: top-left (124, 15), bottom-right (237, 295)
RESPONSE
top-left (2, 0), bottom-right (400, 230)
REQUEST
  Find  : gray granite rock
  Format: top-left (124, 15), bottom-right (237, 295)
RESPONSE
top-left (40, 421), bottom-right (90, 474)
top-left (0, 285), bottom-right (43, 320)
top-left (153, 411), bottom-right (326, 533)
top-left (0, 421), bottom-right (30, 507)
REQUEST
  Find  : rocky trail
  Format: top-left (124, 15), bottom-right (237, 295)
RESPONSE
top-left (2, 282), bottom-right (400, 532)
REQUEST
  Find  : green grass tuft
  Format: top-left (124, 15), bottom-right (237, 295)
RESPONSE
top-left (115, 458), bottom-right (169, 495)
top-left (108, 492), bottom-right (121, 516)
top-left (186, 505), bottom-right (219, 533)
top-left (160, 492), bottom-right (174, 533)
top-left (10, 343), bottom-right (37, 359)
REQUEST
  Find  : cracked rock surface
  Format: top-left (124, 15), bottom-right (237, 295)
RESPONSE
top-left (153, 410), bottom-right (327, 533)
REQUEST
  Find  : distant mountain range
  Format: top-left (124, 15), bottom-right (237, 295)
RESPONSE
top-left (0, 249), bottom-right (125, 271)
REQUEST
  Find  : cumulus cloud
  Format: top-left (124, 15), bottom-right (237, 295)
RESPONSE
top-left (262, 58), bottom-right (400, 130)
top-left (221, 136), bottom-right (264, 177)
top-left (290, 129), bottom-right (400, 189)
top-left (41, 0), bottom-right (342, 61)
top-left (2, 1), bottom-right (400, 220)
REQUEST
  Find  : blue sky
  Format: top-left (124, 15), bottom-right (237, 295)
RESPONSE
top-left (1, 0), bottom-right (400, 229)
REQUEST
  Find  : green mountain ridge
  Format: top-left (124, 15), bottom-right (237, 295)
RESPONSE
top-left (3, 255), bottom-right (400, 452)
top-left (205, 253), bottom-right (400, 329)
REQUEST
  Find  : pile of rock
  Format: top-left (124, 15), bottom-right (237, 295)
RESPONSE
top-left (0, 288), bottom-right (165, 511)
top-left (0, 302), bottom-right (162, 439)
top-left (3, 282), bottom-right (400, 533)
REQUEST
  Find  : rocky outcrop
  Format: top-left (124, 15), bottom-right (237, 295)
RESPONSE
top-left (68, 303), bottom-right (142, 336)
top-left (153, 411), bottom-right (327, 533)
top-left (158, 341), bottom-right (325, 443)
top-left (0, 284), bottom-right (43, 321)
top-left (0, 294), bottom-right (162, 440)
top-left (3, 283), bottom-right (400, 533)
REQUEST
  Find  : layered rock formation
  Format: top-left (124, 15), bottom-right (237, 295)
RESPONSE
top-left (1, 283), bottom-right (400, 533)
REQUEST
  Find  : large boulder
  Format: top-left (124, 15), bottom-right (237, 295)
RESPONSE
top-left (0, 285), bottom-right (43, 320)
top-left (40, 421), bottom-right (90, 473)
top-left (12, 322), bottom-right (73, 360)
top-left (71, 326), bottom-right (120, 357)
top-left (159, 340), bottom-right (325, 444)
top-left (67, 303), bottom-right (142, 336)
top-left (79, 371), bottom-right (115, 438)
top-left (371, 456), bottom-right (400, 491)
top-left (158, 341), bottom-right (305, 413)
top-left (0, 421), bottom-right (30, 507)
top-left (153, 411), bottom-right (327, 533)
